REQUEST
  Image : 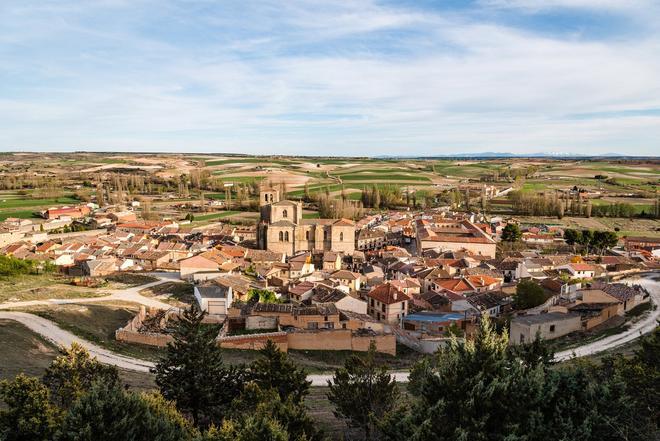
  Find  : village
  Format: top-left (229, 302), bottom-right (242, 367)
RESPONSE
top-left (1, 182), bottom-right (657, 362)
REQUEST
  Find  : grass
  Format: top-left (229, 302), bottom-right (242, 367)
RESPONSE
top-left (0, 274), bottom-right (107, 303)
top-left (193, 211), bottom-right (241, 221)
top-left (0, 209), bottom-right (40, 221)
top-left (0, 319), bottom-right (59, 379)
top-left (104, 273), bottom-right (158, 287)
top-left (210, 174), bottom-right (266, 184)
top-left (339, 173), bottom-right (431, 182)
top-left (0, 319), bottom-right (155, 390)
top-left (139, 281), bottom-right (194, 307)
top-left (624, 301), bottom-right (653, 318)
top-left (21, 302), bottom-right (166, 362)
top-left (302, 212), bottom-right (321, 219)
top-left (206, 158), bottom-right (295, 166)
top-left (0, 196), bottom-right (79, 209)
top-left (548, 317), bottom-right (629, 352)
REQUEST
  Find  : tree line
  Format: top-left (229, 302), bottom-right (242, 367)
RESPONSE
top-left (1, 309), bottom-right (657, 440)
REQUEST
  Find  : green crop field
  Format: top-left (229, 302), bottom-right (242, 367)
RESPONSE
top-left (207, 158), bottom-right (296, 166)
top-left (192, 211), bottom-right (241, 221)
top-left (0, 210), bottom-right (39, 221)
top-left (339, 173), bottom-right (431, 182)
top-left (0, 196), bottom-right (79, 209)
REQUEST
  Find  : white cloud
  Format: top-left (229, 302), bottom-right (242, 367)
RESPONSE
top-left (0, 0), bottom-right (658, 155)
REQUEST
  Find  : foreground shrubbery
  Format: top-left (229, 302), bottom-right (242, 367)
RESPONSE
top-left (1, 308), bottom-right (657, 441)
top-left (0, 254), bottom-right (55, 277)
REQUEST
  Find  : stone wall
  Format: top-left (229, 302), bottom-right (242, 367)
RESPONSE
top-left (217, 329), bottom-right (396, 355)
top-left (218, 331), bottom-right (289, 351)
top-left (114, 306), bottom-right (174, 347)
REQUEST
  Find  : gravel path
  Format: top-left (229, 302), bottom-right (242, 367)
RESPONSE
top-left (0, 310), bottom-right (155, 372)
top-left (0, 273), bottom-right (179, 312)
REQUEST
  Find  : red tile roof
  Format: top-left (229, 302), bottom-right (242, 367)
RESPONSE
top-left (367, 283), bottom-right (411, 305)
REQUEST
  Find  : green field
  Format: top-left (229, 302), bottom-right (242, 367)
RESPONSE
top-left (192, 210), bottom-right (242, 221)
top-left (0, 210), bottom-right (39, 221)
top-left (209, 174), bottom-right (265, 183)
top-left (207, 158), bottom-right (295, 166)
top-left (0, 196), bottom-right (79, 209)
top-left (339, 173), bottom-right (431, 182)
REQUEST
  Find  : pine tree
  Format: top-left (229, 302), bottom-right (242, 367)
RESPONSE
top-left (154, 306), bottom-right (246, 429)
top-left (327, 342), bottom-right (399, 440)
top-left (57, 382), bottom-right (194, 441)
top-left (43, 343), bottom-right (121, 410)
top-left (0, 374), bottom-right (60, 441)
top-left (248, 340), bottom-right (310, 404)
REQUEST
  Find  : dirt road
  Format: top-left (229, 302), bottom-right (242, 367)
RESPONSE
top-left (0, 273), bottom-right (657, 381)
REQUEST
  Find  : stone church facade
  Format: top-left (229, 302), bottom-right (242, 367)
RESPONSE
top-left (256, 188), bottom-right (356, 256)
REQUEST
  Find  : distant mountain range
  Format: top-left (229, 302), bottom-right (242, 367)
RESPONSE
top-left (376, 152), bottom-right (658, 160)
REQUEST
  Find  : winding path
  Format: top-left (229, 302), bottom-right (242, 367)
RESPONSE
top-left (0, 272), bottom-right (658, 384)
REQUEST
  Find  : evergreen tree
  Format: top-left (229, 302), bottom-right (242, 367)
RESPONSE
top-left (327, 342), bottom-right (399, 440)
top-left (57, 382), bottom-right (194, 441)
top-left (43, 343), bottom-right (121, 410)
top-left (248, 340), bottom-right (310, 404)
top-left (0, 374), bottom-right (60, 441)
top-left (514, 280), bottom-right (547, 309)
top-left (154, 306), bottom-right (246, 429)
top-left (228, 383), bottom-right (321, 441)
top-left (381, 315), bottom-right (547, 441)
top-left (501, 223), bottom-right (522, 242)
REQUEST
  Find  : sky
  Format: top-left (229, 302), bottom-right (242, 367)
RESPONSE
top-left (1, 0), bottom-right (659, 156)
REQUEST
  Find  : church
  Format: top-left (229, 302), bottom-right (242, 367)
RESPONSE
top-left (256, 187), bottom-right (356, 256)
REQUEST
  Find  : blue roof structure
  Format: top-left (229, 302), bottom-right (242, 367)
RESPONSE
top-left (404, 312), bottom-right (464, 323)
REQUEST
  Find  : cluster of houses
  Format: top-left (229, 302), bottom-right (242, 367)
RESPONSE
top-left (1, 199), bottom-right (658, 355)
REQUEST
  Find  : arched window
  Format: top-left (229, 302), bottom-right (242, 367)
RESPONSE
top-left (285, 231), bottom-right (290, 242)
top-left (323, 230), bottom-right (328, 241)
top-left (339, 232), bottom-right (344, 242)
top-left (283, 209), bottom-right (288, 218)
top-left (279, 231), bottom-right (284, 241)
top-left (305, 231), bottom-right (310, 241)
top-left (269, 194), bottom-right (274, 202)
top-left (265, 194), bottom-right (269, 202)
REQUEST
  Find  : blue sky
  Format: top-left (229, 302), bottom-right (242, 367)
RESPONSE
top-left (1, 0), bottom-right (659, 156)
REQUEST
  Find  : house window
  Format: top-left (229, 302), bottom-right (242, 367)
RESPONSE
top-left (305, 231), bottom-right (309, 240)
top-left (381, 304), bottom-right (385, 313)
top-left (324, 322), bottom-right (334, 329)
top-left (279, 231), bottom-right (284, 241)
top-left (265, 194), bottom-right (269, 202)
top-left (308, 322), bottom-right (318, 329)
top-left (340, 232), bottom-right (344, 241)
top-left (284, 231), bottom-right (290, 242)
top-left (550, 325), bottom-right (555, 333)
top-left (283, 209), bottom-right (288, 218)
top-left (323, 230), bottom-right (328, 241)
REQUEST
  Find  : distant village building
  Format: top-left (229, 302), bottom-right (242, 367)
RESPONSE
top-left (509, 313), bottom-right (581, 345)
top-left (256, 188), bottom-right (356, 256)
top-left (416, 219), bottom-right (497, 258)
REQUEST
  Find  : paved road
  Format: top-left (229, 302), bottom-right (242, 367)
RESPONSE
top-left (0, 272), bottom-right (657, 381)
